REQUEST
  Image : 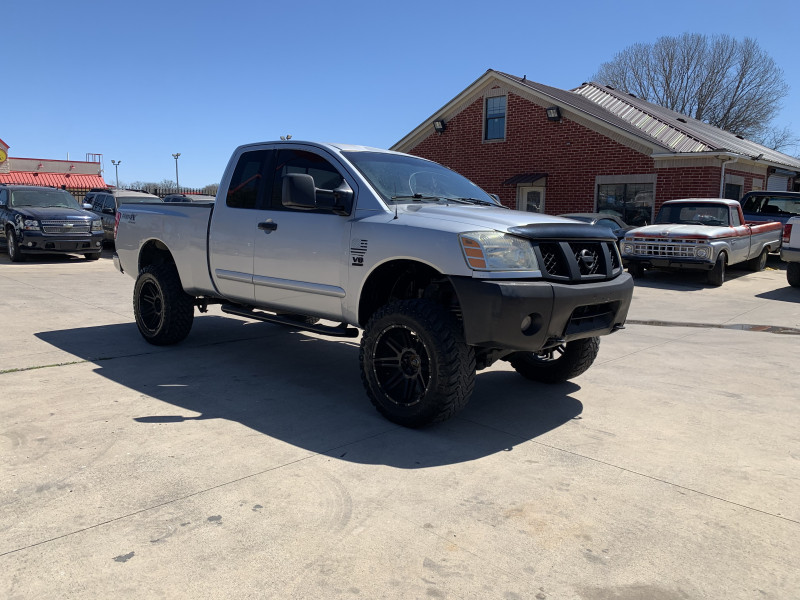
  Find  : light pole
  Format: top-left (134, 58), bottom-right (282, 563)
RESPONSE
top-left (172, 153), bottom-right (181, 192)
top-left (111, 160), bottom-right (121, 188)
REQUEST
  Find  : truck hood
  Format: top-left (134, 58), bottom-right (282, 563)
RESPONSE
top-left (12, 206), bottom-right (94, 221)
top-left (626, 223), bottom-right (731, 239)
top-left (394, 202), bottom-right (574, 232)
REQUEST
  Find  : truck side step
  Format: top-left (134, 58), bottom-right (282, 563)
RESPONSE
top-left (220, 304), bottom-right (359, 338)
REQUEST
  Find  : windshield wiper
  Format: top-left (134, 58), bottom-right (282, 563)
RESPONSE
top-left (390, 194), bottom-right (445, 202)
top-left (452, 197), bottom-right (506, 208)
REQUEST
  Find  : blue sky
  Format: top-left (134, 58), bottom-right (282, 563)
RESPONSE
top-left (4, 0), bottom-right (799, 188)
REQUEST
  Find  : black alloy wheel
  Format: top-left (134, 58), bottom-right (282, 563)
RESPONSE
top-left (133, 264), bottom-right (194, 345)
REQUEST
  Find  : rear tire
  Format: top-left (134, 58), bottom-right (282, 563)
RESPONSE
top-left (747, 248), bottom-right (768, 272)
top-left (360, 299), bottom-right (475, 427)
top-left (6, 229), bottom-right (25, 262)
top-left (708, 253), bottom-right (726, 286)
top-left (788, 262), bottom-right (800, 288)
top-left (133, 264), bottom-right (194, 345)
top-left (84, 252), bottom-right (101, 261)
top-left (507, 337), bottom-right (600, 383)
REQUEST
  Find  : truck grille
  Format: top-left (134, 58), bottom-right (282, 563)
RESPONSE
top-left (630, 237), bottom-right (697, 257)
top-left (535, 240), bottom-right (622, 282)
top-left (41, 220), bottom-right (91, 235)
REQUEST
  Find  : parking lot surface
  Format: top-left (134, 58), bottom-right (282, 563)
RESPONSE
top-left (1, 250), bottom-right (799, 599)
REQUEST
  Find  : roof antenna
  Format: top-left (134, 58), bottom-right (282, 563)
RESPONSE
top-left (394, 203), bottom-right (398, 219)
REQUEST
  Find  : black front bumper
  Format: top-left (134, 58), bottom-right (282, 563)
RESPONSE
top-left (18, 231), bottom-right (104, 254)
top-left (450, 274), bottom-right (634, 352)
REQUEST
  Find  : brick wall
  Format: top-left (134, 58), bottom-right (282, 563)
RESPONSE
top-left (407, 92), bottom-right (738, 215)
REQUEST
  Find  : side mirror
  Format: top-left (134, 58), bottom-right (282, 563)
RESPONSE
top-left (83, 203), bottom-right (93, 210)
top-left (282, 173), bottom-right (317, 210)
top-left (489, 193), bottom-right (501, 205)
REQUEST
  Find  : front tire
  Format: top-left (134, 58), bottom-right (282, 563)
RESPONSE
top-left (84, 252), bottom-right (101, 261)
top-left (133, 264), bottom-right (194, 345)
top-left (708, 253), bottom-right (726, 286)
top-left (360, 300), bottom-right (475, 427)
top-left (788, 262), bottom-right (800, 288)
top-left (627, 263), bottom-right (645, 278)
top-left (6, 229), bottom-right (25, 262)
top-left (507, 337), bottom-right (600, 383)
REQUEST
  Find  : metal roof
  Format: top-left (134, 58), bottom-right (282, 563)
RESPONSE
top-left (571, 82), bottom-right (800, 169)
top-left (0, 172), bottom-right (108, 188)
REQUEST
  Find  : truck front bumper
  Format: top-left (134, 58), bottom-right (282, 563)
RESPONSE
top-left (623, 256), bottom-right (714, 271)
top-left (17, 231), bottom-right (104, 255)
top-left (449, 274), bottom-right (634, 352)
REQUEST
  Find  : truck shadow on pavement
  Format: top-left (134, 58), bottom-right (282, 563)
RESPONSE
top-left (35, 316), bottom-right (584, 469)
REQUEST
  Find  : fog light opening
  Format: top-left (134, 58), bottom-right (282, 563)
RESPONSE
top-left (521, 313), bottom-right (542, 336)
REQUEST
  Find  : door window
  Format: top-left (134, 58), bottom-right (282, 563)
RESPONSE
top-left (271, 149), bottom-right (345, 211)
top-left (517, 186), bottom-right (545, 213)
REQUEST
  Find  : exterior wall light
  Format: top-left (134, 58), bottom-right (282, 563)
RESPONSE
top-left (433, 119), bottom-right (446, 134)
top-left (546, 106), bottom-right (562, 122)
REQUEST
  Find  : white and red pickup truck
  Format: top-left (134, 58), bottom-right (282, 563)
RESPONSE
top-left (621, 198), bottom-right (783, 286)
top-left (781, 216), bottom-right (800, 288)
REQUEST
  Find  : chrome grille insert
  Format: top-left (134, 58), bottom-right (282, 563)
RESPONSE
top-left (41, 220), bottom-right (91, 235)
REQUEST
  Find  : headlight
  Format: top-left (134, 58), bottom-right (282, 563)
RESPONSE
top-left (22, 219), bottom-right (41, 231)
top-left (459, 231), bottom-right (538, 271)
top-left (695, 246), bottom-right (710, 259)
top-left (622, 242), bottom-right (634, 254)
top-left (92, 220), bottom-right (103, 231)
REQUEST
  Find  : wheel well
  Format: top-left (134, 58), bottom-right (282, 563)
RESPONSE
top-left (138, 239), bottom-right (176, 273)
top-left (358, 260), bottom-right (459, 327)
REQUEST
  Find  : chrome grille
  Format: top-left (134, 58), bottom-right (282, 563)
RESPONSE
top-left (41, 220), bottom-right (91, 235)
top-left (631, 237), bottom-right (697, 257)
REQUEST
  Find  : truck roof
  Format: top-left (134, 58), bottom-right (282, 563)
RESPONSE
top-left (662, 198), bottom-right (741, 208)
top-left (233, 140), bottom-right (415, 158)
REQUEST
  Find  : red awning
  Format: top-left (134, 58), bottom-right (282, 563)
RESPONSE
top-left (0, 171), bottom-right (108, 189)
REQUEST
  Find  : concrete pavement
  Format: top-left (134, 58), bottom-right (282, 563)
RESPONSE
top-left (1, 251), bottom-right (798, 599)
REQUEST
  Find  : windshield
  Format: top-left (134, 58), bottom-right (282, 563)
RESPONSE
top-left (656, 203), bottom-right (730, 226)
top-left (343, 151), bottom-right (499, 206)
top-left (10, 189), bottom-right (81, 210)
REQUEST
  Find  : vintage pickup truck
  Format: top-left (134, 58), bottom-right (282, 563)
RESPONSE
top-left (113, 140), bottom-right (633, 427)
top-left (621, 198), bottom-right (783, 286)
top-left (781, 216), bottom-right (800, 288)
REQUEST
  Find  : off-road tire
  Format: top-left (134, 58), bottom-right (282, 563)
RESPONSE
top-left (708, 253), bottom-right (726, 287)
top-left (133, 264), bottom-right (194, 345)
top-left (6, 228), bottom-right (25, 262)
top-left (360, 299), bottom-right (475, 427)
top-left (747, 248), bottom-right (768, 272)
top-left (507, 337), bottom-right (600, 383)
top-left (788, 262), bottom-right (800, 288)
top-left (84, 252), bottom-right (101, 261)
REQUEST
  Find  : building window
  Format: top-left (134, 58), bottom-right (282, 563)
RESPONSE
top-left (485, 96), bottom-right (506, 141)
top-left (724, 183), bottom-right (742, 201)
top-left (597, 182), bottom-right (654, 227)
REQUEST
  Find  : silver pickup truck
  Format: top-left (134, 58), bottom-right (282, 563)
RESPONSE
top-left (621, 198), bottom-right (783, 286)
top-left (113, 141), bottom-right (633, 426)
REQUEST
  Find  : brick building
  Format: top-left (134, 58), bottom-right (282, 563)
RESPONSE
top-left (0, 137), bottom-right (107, 191)
top-left (392, 70), bottom-right (800, 226)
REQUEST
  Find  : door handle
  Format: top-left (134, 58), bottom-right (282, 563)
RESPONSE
top-left (258, 221), bottom-right (278, 233)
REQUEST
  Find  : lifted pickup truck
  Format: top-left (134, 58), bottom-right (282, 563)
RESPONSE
top-left (114, 141), bottom-right (633, 426)
top-left (781, 216), bottom-right (800, 288)
top-left (621, 198), bottom-right (783, 286)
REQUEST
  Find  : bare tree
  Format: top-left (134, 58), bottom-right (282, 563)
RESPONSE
top-left (592, 34), bottom-right (791, 147)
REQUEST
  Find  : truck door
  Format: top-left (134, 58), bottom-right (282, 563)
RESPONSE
top-left (208, 149), bottom-right (271, 303)
top-left (252, 147), bottom-right (353, 320)
top-left (728, 206), bottom-right (751, 263)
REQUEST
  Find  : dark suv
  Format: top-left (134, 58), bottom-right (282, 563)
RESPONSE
top-left (0, 184), bottom-right (104, 261)
top-left (85, 188), bottom-right (162, 242)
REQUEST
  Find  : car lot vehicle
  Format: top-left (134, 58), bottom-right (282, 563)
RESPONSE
top-left (162, 193), bottom-right (216, 203)
top-left (740, 191), bottom-right (800, 235)
top-left (558, 213), bottom-right (633, 243)
top-left (114, 140), bottom-right (634, 427)
top-left (781, 216), bottom-right (800, 288)
top-left (622, 198), bottom-right (783, 286)
top-left (0, 184), bottom-right (104, 261)
top-left (86, 188), bottom-right (162, 242)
